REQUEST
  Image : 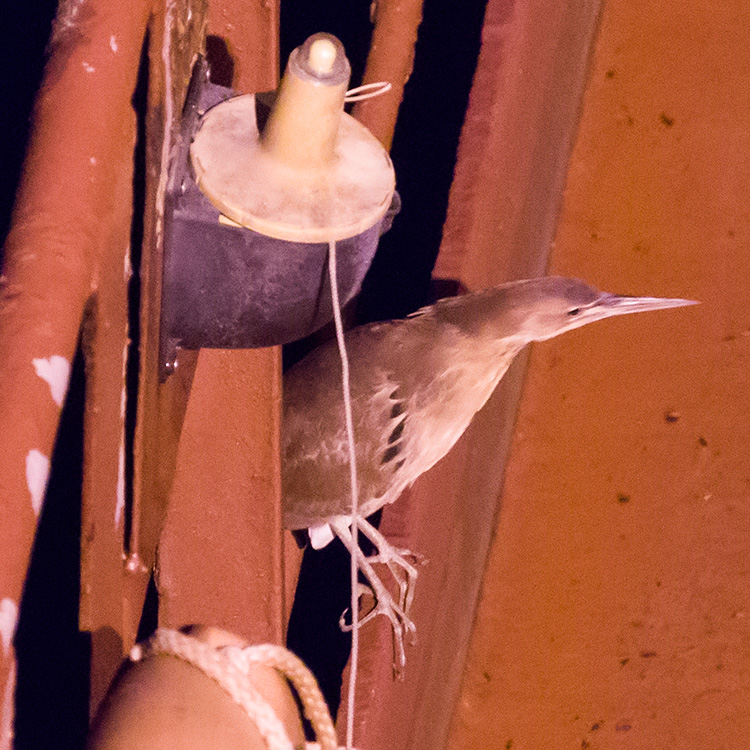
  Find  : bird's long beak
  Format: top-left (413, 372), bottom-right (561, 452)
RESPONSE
top-left (596, 293), bottom-right (699, 318)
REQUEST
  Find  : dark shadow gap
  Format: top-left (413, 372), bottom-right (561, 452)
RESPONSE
top-left (0, 0), bottom-right (57, 256)
top-left (15, 345), bottom-right (90, 750)
top-left (123, 33), bottom-right (150, 554)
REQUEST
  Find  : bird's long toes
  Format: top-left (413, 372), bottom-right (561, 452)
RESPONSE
top-left (372, 547), bottom-right (422, 604)
top-left (338, 582), bottom-right (413, 634)
top-left (402, 549), bottom-right (428, 567)
top-left (371, 593), bottom-right (411, 632)
top-left (339, 606), bottom-right (379, 632)
top-left (390, 556), bottom-right (420, 614)
top-left (392, 626), bottom-right (407, 678)
top-left (338, 585), bottom-right (377, 631)
top-left (373, 545), bottom-right (425, 569)
top-left (337, 583), bottom-right (416, 677)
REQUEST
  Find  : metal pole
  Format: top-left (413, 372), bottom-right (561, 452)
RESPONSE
top-left (0, 0), bottom-right (152, 739)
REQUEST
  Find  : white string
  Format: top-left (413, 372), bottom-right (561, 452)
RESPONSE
top-left (327, 239), bottom-right (360, 750)
top-left (344, 81), bottom-right (392, 103)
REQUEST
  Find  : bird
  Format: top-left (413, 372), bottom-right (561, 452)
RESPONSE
top-left (282, 276), bottom-right (695, 669)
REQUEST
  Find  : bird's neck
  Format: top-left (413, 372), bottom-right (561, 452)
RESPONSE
top-left (428, 287), bottom-right (529, 343)
top-left (427, 290), bottom-right (531, 414)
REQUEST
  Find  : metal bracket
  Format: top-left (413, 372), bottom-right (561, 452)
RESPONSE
top-left (159, 58), bottom-right (399, 380)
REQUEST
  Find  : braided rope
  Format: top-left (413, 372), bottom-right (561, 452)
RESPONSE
top-left (131, 629), bottom-right (338, 750)
top-left (225, 644), bottom-right (338, 750)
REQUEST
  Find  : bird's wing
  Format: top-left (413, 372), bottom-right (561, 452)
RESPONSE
top-left (282, 320), bottom-right (416, 529)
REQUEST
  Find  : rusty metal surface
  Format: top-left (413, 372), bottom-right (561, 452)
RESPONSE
top-left (352, 0), bottom-right (425, 149)
top-left (434, 0), bottom-right (602, 288)
top-left (206, 0), bottom-right (279, 94)
top-left (83, 0), bottom-right (207, 715)
top-left (155, 0), bottom-right (285, 647)
top-left (345, 1), bottom-right (603, 749)
top-left (158, 349), bottom-right (283, 644)
top-left (79, 139), bottom-right (141, 715)
top-left (0, 0), bottom-right (153, 737)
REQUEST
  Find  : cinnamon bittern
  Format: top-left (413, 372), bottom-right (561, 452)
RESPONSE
top-left (282, 276), bottom-right (695, 668)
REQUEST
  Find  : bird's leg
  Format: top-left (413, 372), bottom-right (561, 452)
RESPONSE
top-left (331, 518), bottom-right (416, 673)
top-left (354, 516), bottom-right (424, 618)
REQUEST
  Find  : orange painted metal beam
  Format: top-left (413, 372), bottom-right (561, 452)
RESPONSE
top-left (79, 0), bottom-right (209, 714)
top-left (0, 0), bottom-right (153, 736)
top-left (155, 0), bottom-right (285, 648)
top-left (352, 0), bottom-right (425, 150)
top-left (125, 0), bottom-right (208, 645)
top-left (434, 0), bottom-right (603, 288)
top-left (207, 0), bottom-right (278, 94)
top-left (451, 0), bottom-right (743, 746)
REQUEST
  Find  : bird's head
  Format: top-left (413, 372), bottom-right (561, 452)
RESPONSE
top-left (505, 277), bottom-right (697, 342)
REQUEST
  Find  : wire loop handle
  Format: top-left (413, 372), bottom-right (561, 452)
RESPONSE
top-left (344, 81), bottom-right (392, 102)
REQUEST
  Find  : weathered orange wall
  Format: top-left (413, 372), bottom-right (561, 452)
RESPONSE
top-left (451, 0), bottom-right (750, 748)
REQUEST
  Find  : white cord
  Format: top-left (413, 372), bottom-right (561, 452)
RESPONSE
top-left (344, 81), bottom-right (393, 102)
top-left (327, 239), bottom-right (360, 750)
top-left (131, 630), bottom-right (340, 750)
top-left (132, 631), bottom-right (293, 750)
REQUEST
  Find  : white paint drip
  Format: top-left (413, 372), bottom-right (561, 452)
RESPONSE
top-left (109, 34), bottom-right (118, 53)
top-left (25, 450), bottom-right (51, 517)
top-left (121, 338), bottom-right (129, 380)
top-left (32, 355), bottom-right (71, 407)
top-left (125, 553), bottom-right (146, 574)
top-left (51, 0), bottom-right (86, 38)
top-left (115, 439), bottom-right (125, 529)
top-left (116, 337), bottom-right (128, 529)
top-left (0, 600), bottom-right (17, 656)
top-left (1, 661), bottom-right (15, 750)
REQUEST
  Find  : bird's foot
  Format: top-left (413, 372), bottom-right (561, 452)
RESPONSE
top-left (355, 517), bottom-right (426, 617)
top-left (338, 582), bottom-right (416, 675)
top-left (332, 518), bottom-right (418, 675)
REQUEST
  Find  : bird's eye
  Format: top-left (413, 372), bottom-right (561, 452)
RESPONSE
top-left (567, 307), bottom-right (582, 317)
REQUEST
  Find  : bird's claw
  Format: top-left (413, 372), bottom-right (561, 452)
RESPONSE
top-left (366, 546), bottom-right (422, 621)
top-left (331, 518), bottom-right (422, 675)
top-left (354, 519), bottom-right (427, 619)
top-left (338, 580), bottom-right (416, 676)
